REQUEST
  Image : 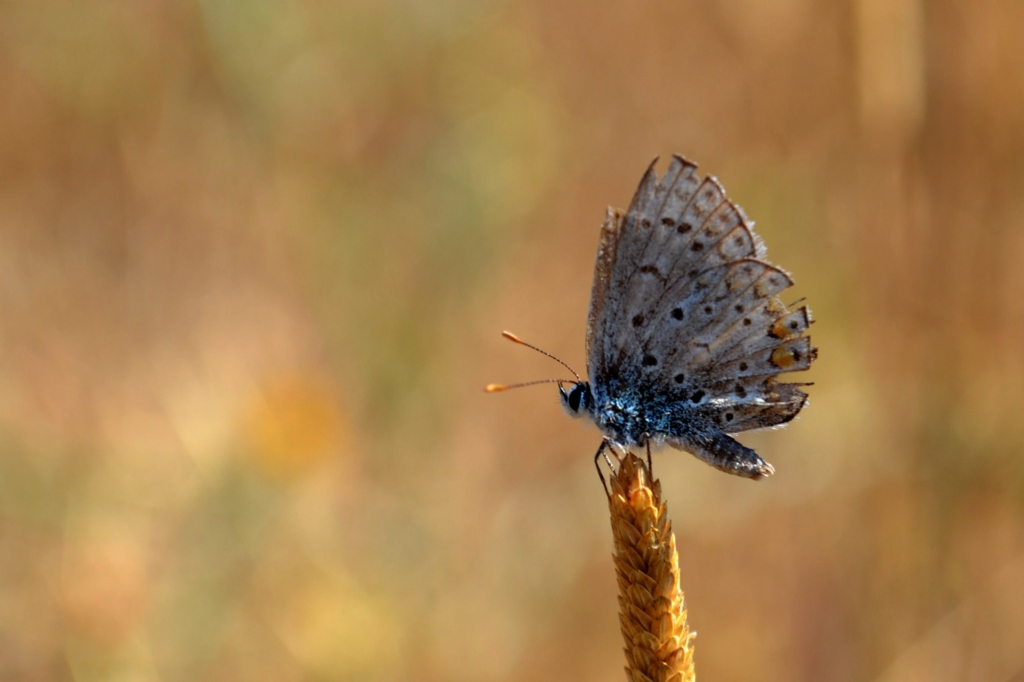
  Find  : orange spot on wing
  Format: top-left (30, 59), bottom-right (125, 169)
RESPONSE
top-left (772, 319), bottom-right (795, 339)
top-left (771, 346), bottom-right (798, 369)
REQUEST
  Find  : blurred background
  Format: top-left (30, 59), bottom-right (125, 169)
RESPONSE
top-left (2, 1), bottom-right (1024, 681)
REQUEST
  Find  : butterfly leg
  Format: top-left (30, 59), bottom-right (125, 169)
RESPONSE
top-left (593, 438), bottom-right (617, 496)
top-left (645, 437), bottom-right (653, 477)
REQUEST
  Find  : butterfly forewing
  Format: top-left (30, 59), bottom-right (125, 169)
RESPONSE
top-left (589, 157), bottom-right (709, 379)
top-left (586, 155), bottom-right (815, 441)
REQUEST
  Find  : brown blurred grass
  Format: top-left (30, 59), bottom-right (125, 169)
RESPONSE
top-left (2, 1), bottom-right (1024, 681)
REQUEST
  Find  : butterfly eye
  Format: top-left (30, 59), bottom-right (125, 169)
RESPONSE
top-left (568, 385), bottom-right (583, 412)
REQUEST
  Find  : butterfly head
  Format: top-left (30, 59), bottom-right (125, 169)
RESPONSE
top-left (559, 381), bottom-right (593, 419)
top-left (487, 331), bottom-right (593, 420)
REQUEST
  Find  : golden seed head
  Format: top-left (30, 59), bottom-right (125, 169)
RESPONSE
top-left (608, 453), bottom-right (695, 682)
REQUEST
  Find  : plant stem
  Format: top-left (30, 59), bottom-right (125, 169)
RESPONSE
top-left (609, 453), bottom-right (696, 682)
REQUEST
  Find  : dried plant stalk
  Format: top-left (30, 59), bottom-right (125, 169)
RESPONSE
top-left (609, 453), bottom-right (696, 682)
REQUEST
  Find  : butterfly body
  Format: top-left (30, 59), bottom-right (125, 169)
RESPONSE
top-left (573, 155), bottom-right (816, 479)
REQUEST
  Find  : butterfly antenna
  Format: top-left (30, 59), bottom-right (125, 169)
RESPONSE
top-left (499, 331), bottom-right (581, 382)
top-left (485, 378), bottom-right (574, 393)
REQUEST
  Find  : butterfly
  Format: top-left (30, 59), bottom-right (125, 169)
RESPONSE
top-left (488, 154), bottom-right (816, 484)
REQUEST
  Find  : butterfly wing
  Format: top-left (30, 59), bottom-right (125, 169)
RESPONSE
top-left (585, 155), bottom-right (815, 477)
top-left (585, 206), bottom-right (624, 375)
